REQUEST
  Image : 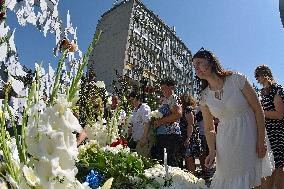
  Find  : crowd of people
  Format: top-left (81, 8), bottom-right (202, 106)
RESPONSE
top-left (77, 48), bottom-right (284, 189)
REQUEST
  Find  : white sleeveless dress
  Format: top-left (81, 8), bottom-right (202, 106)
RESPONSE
top-left (200, 73), bottom-right (274, 189)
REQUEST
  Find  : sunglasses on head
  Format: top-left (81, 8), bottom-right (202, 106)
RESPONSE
top-left (193, 47), bottom-right (214, 63)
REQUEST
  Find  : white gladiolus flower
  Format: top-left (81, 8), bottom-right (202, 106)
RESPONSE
top-left (75, 180), bottom-right (91, 189)
top-left (26, 100), bottom-right (83, 187)
top-left (63, 108), bottom-right (82, 133)
top-left (106, 96), bottom-right (112, 106)
top-left (47, 105), bottom-right (82, 133)
top-left (6, 174), bottom-right (18, 189)
top-left (34, 158), bottom-right (53, 184)
top-left (95, 81), bottom-right (105, 88)
top-left (25, 122), bottom-right (42, 157)
top-left (51, 165), bottom-right (77, 184)
top-left (5, 0), bottom-right (17, 10)
top-left (28, 100), bottom-right (46, 116)
top-left (0, 22), bottom-right (9, 37)
top-left (4, 0), bottom-right (86, 187)
top-left (0, 43), bottom-right (8, 62)
top-left (100, 177), bottom-right (114, 189)
top-left (0, 180), bottom-right (8, 189)
top-left (6, 138), bottom-right (20, 163)
top-left (38, 130), bottom-right (65, 156)
top-left (22, 165), bottom-right (40, 187)
top-left (8, 30), bottom-right (16, 52)
top-left (85, 118), bottom-right (118, 147)
top-left (53, 148), bottom-right (77, 169)
top-left (35, 158), bottom-right (75, 189)
top-left (53, 95), bottom-right (71, 115)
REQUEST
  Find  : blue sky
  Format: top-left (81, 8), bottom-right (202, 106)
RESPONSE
top-left (7, 0), bottom-right (284, 87)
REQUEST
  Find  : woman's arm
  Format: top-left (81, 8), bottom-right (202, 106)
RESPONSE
top-left (77, 128), bottom-right (87, 146)
top-left (264, 94), bottom-right (284, 120)
top-left (154, 105), bottom-right (182, 127)
top-left (200, 105), bottom-right (215, 153)
top-left (241, 81), bottom-right (266, 158)
top-left (184, 112), bottom-right (194, 146)
top-left (201, 105), bottom-right (216, 168)
top-left (185, 112), bottom-right (194, 138)
top-left (140, 121), bottom-right (150, 147)
top-left (142, 121), bottom-right (150, 140)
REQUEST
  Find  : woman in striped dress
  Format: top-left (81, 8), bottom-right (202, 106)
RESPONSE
top-left (255, 65), bottom-right (284, 189)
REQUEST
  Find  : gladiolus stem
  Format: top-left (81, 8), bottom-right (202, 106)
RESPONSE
top-left (68, 30), bottom-right (101, 102)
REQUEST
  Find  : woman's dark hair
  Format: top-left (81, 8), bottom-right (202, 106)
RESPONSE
top-left (129, 91), bottom-right (141, 101)
top-left (254, 65), bottom-right (275, 95)
top-left (192, 48), bottom-right (233, 91)
top-left (254, 65), bottom-right (273, 81)
top-left (180, 93), bottom-right (196, 110)
top-left (160, 77), bottom-right (177, 87)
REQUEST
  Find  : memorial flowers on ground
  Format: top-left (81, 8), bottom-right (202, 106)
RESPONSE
top-left (77, 142), bottom-right (158, 189)
top-left (143, 164), bottom-right (207, 189)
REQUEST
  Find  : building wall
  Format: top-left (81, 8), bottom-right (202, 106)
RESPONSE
top-left (88, 0), bottom-right (134, 90)
top-left (123, 0), bottom-right (194, 95)
top-left (280, 0), bottom-right (284, 28)
top-left (89, 0), bottom-right (194, 95)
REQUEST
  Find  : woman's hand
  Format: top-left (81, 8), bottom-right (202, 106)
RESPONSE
top-left (154, 119), bottom-right (162, 128)
top-left (140, 137), bottom-right (147, 148)
top-left (184, 136), bottom-right (191, 148)
top-left (256, 139), bottom-right (267, 158)
top-left (77, 128), bottom-right (87, 147)
top-left (205, 150), bottom-right (216, 168)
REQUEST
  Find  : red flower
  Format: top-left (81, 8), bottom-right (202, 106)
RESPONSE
top-left (110, 138), bottom-right (128, 147)
top-left (144, 86), bottom-right (150, 93)
top-left (149, 86), bottom-right (155, 93)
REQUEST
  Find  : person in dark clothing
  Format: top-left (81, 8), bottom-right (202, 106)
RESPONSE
top-left (255, 65), bottom-right (284, 189)
top-left (179, 93), bottom-right (200, 175)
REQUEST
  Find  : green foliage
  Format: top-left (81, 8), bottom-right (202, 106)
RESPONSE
top-left (78, 77), bottom-right (108, 127)
top-left (77, 144), bottom-right (158, 188)
top-left (111, 74), bottom-right (132, 114)
top-left (145, 89), bottom-right (160, 111)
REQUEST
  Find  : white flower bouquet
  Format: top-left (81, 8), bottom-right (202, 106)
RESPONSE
top-left (84, 115), bottom-right (119, 147)
top-left (150, 110), bottom-right (163, 120)
top-left (143, 164), bottom-right (208, 189)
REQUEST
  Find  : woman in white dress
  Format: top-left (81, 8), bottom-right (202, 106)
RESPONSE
top-left (192, 48), bottom-right (274, 189)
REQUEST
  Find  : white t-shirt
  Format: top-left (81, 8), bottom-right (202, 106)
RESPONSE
top-left (130, 103), bottom-right (151, 141)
